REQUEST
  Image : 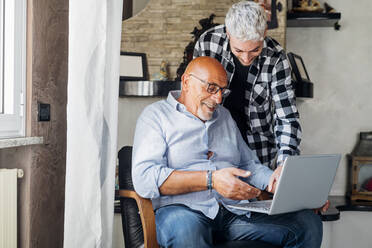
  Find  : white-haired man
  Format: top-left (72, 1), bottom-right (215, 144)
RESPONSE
top-left (194, 1), bottom-right (301, 169)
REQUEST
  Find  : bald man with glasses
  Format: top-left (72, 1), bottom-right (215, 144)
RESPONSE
top-left (132, 56), bottom-right (323, 248)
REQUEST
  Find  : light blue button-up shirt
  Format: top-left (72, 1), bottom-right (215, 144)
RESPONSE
top-left (132, 91), bottom-right (273, 219)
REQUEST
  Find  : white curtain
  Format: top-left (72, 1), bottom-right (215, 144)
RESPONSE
top-left (64, 0), bottom-right (123, 247)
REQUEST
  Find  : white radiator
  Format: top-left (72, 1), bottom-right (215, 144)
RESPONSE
top-left (0, 169), bottom-right (23, 248)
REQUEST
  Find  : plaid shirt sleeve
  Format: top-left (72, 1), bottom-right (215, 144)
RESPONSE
top-left (271, 52), bottom-right (302, 166)
top-left (193, 40), bottom-right (201, 57)
top-left (193, 39), bottom-right (207, 58)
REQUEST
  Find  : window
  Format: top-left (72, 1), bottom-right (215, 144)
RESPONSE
top-left (0, 0), bottom-right (27, 138)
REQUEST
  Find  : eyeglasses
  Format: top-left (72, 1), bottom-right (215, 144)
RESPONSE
top-left (189, 74), bottom-right (231, 97)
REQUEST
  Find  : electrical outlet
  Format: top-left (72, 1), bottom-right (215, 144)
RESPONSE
top-left (38, 102), bottom-right (50, 122)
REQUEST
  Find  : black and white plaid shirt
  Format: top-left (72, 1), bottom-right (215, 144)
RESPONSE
top-left (193, 25), bottom-right (301, 168)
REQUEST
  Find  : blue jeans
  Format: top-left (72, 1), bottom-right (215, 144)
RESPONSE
top-left (155, 204), bottom-right (322, 248)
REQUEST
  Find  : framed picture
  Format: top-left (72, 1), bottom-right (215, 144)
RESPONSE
top-left (120, 52), bottom-right (148, 81)
top-left (287, 52), bottom-right (310, 83)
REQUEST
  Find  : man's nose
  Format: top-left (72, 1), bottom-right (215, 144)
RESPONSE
top-left (211, 90), bottom-right (223, 104)
top-left (241, 53), bottom-right (250, 63)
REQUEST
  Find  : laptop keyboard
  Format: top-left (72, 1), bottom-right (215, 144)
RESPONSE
top-left (245, 201), bottom-right (272, 211)
top-left (227, 200), bottom-right (273, 212)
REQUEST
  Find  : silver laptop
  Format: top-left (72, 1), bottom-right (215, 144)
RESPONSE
top-left (227, 154), bottom-right (341, 215)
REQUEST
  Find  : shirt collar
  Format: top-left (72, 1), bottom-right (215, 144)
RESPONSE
top-left (166, 90), bottom-right (220, 122)
top-left (167, 90), bottom-right (183, 110)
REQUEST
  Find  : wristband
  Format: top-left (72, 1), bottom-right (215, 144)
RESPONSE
top-left (206, 170), bottom-right (213, 190)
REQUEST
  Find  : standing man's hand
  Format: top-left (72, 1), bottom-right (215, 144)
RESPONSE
top-left (267, 165), bottom-right (283, 193)
top-left (314, 200), bottom-right (330, 214)
top-left (213, 168), bottom-right (261, 200)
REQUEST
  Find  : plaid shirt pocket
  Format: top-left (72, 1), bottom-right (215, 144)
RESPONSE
top-left (249, 82), bottom-right (273, 135)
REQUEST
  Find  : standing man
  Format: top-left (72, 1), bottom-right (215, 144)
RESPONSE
top-left (194, 1), bottom-right (301, 168)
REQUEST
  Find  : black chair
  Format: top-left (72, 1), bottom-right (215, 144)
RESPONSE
top-left (118, 146), bottom-right (281, 248)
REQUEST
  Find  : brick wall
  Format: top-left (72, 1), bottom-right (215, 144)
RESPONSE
top-left (121, 0), bottom-right (287, 80)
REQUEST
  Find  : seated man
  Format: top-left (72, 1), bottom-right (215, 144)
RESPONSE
top-left (132, 56), bottom-right (324, 248)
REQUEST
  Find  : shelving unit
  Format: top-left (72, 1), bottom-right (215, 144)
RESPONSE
top-left (119, 80), bottom-right (181, 97)
top-left (287, 12), bottom-right (341, 30)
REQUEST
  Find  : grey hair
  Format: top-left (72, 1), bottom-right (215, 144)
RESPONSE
top-left (225, 1), bottom-right (267, 42)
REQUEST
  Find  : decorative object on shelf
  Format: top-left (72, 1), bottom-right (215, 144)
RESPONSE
top-left (175, 14), bottom-right (219, 81)
top-left (152, 60), bottom-right (169, 81)
top-left (324, 2), bottom-right (336, 13)
top-left (287, 12), bottom-right (341, 30)
top-left (288, 1), bottom-right (341, 30)
top-left (348, 132), bottom-right (372, 204)
top-left (119, 51), bottom-right (148, 81)
top-left (364, 177), bottom-right (372, 192)
top-left (287, 52), bottom-right (313, 98)
top-left (292, 0), bottom-right (323, 12)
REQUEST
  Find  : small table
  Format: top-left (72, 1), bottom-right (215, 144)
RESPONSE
top-left (321, 195), bottom-right (372, 222)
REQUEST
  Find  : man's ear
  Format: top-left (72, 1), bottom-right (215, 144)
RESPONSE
top-left (181, 73), bottom-right (189, 91)
top-left (226, 31), bottom-right (230, 40)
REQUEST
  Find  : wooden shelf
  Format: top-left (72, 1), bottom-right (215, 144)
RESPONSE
top-left (287, 12), bottom-right (341, 30)
top-left (119, 80), bottom-right (180, 97)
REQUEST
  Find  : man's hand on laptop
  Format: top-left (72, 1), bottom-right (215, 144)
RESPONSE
top-left (266, 165), bottom-right (331, 213)
top-left (213, 168), bottom-right (261, 200)
top-left (267, 165), bottom-right (283, 193)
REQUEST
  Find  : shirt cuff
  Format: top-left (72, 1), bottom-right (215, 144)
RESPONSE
top-left (260, 168), bottom-right (274, 190)
top-left (249, 166), bottom-right (273, 191)
top-left (156, 167), bottom-right (175, 191)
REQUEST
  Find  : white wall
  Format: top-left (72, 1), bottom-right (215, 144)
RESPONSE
top-left (321, 212), bottom-right (372, 248)
top-left (117, 96), bottom-right (163, 149)
top-left (287, 0), bottom-right (372, 195)
top-left (113, 213), bottom-right (125, 248)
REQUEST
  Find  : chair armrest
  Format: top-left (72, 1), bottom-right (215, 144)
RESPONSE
top-left (119, 189), bottom-right (159, 248)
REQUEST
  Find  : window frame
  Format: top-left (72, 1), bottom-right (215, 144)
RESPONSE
top-left (0, 0), bottom-right (27, 139)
